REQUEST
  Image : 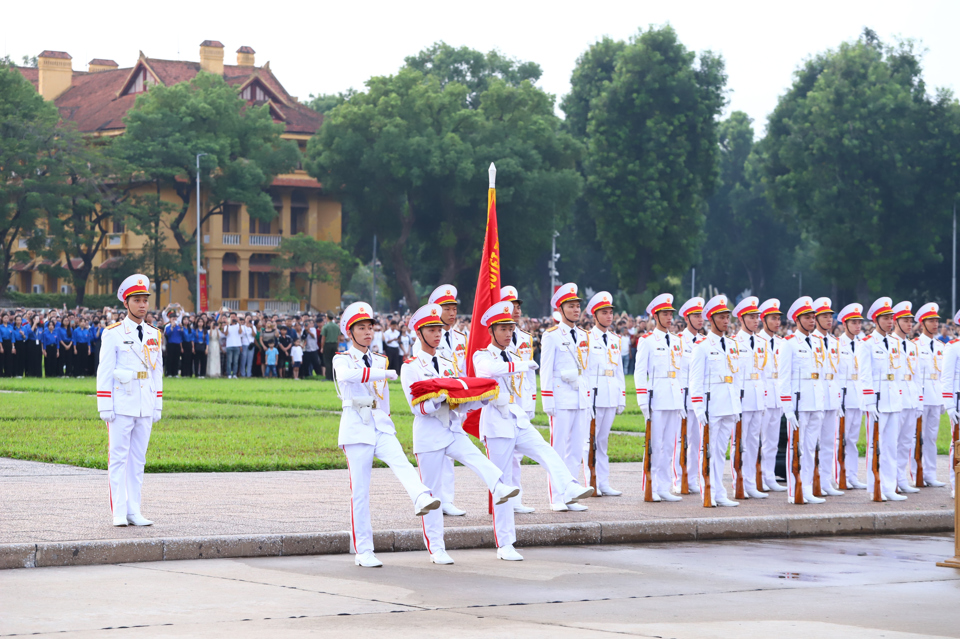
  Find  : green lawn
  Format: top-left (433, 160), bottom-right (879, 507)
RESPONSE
top-left (0, 375), bottom-right (951, 472)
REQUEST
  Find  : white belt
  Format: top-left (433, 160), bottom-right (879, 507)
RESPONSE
top-left (343, 397), bottom-right (379, 411)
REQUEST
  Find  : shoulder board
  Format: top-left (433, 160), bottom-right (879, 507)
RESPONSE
top-left (784, 334), bottom-right (795, 340)
top-left (374, 353), bottom-right (387, 360)
top-left (438, 355), bottom-right (454, 364)
top-left (546, 326), bottom-right (558, 333)
top-left (147, 323), bottom-right (158, 330)
top-left (950, 338), bottom-right (960, 344)
top-left (107, 322), bottom-right (121, 330)
top-left (912, 337), bottom-right (920, 342)
top-left (517, 328), bottom-right (532, 338)
top-left (403, 357), bottom-right (416, 364)
top-left (454, 329), bottom-right (466, 338)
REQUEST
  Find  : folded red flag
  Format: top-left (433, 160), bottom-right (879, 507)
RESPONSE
top-left (409, 377), bottom-right (499, 407)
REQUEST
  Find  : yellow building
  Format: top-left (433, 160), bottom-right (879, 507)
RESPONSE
top-left (14, 41), bottom-right (341, 313)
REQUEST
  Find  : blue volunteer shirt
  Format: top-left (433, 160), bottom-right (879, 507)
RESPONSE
top-left (74, 328), bottom-right (91, 345)
top-left (0, 325), bottom-right (12, 341)
top-left (42, 328), bottom-right (60, 347)
top-left (164, 324), bottom-right (183, 344)
top-left (194, 329), bottom-right (208, 345)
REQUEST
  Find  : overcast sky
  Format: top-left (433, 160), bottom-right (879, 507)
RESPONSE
top-left (5, 0), bottom-right (958, 136)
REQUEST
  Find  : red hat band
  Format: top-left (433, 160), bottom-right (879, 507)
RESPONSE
top-left (124, 284), bottom-right (149, 298)
top-left (737, 304), bottom-right (759, 318)
top-left (347, 311), bottom-right (372, 329)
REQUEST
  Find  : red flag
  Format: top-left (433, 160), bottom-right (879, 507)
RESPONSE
top-left (463, 164), bottom-right (501, 437)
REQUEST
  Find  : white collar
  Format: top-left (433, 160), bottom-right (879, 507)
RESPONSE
top-left (737, 329), bottom-right (754, 341)
top-left (349, 345), bottom-right (370, 361)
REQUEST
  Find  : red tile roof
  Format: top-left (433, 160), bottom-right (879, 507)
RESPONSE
top-left (200, 40), bottom-right (224, 48)
top-left (237, 46), bottom-right (255, 54)
top-left (89, 59), bottom-right (118, 67)
top-left (39, 50), bottom-right (71, 59)
top-left (16, 67), bottom-right (39, 89)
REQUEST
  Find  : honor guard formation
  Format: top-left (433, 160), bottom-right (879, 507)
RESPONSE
top-left (96, 274), bottom-right (959, 567)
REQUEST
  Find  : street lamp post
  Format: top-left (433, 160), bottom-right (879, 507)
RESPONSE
top-left (195, 153), bottom-right (208, 313)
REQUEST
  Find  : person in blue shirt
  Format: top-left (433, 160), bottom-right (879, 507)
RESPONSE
top-left (193, 316), bottom-right (209, 378)
top-left (181, 316), bottom-right (196, 378)
top-left (42, 321), bottom-right (60, 378)
top-left (10, 314), bottom-right (25, 378)
top-left (73, 318), bottom-right (92, 377)
top-left (164, 320), bottom-right (183, 377)
top-left (0, 313), bottom-right (13, 378)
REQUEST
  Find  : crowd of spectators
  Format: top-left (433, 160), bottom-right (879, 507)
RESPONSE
top-left (1, 302), bottom-right (958, 380)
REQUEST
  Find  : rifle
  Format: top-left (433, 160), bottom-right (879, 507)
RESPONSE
top-left (792, 390), bottom-right (803, 505)
top-left (755, 436), bottom-right (763, 491)
top-left (643, 389), bottom-right (654, 502)
top-left (871, 389), bottom-right (882, 502)
top-left (588, 388), bottom-right (598, 494)
top-left (914, 413), bottom-right (924, 488)
top-left (734, 389), bottom-right (745, 499)
top-left (813, 444), bottom-right (822, 496)
top-left (838, 387), bottom-right (847, 490)
top-left (703, 390), bottom-right (713, 507)
top-left (680, 388), bottom-right (689, 494)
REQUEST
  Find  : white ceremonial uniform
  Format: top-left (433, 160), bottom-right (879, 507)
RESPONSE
top-left (96, 317), bottom-right (163, 518)
top-left (413, 326), bottom-right (467, 507)
top-left (583, 325), bottom-right (626, 491)
top-left (896, 336), bottom-right (922, 488)
top-left (635, 328), bottom-right (684, 497)
top-left (815, 328), bottom-right (843, 490)
top-left (734, 329), bottom-right (767, 494)
top-left (676, 328), bottom-right (706, 492)
top-left (942, 338), bottom-right (960, 493)
top-left (776, 331), bottom-right (827, 502)
top-left (506, 328), bottom-right (537, 505)
top-left (690, 332), bottom-right (743, 505)
top-left (475, 345), bottom-right (580, 547)
top-left (540, 323), bottom-right (591, 506)
top-left (914, 333), bottom-right (944, 484)
top-left (335, 346), bottom-right (431, 555)
top-left (837, 333), bottom-right (872, 486)
top-left (864, 332), bottom-right (902, 497)
top-left (760, 329), bottom-right (784, 488)
top-left (401, 352), bottom-right (502, 556)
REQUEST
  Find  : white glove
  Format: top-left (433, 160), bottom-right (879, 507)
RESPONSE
top-left (527, 410), bottom-right (536, 421)
top-left (544, 407), bottom-right (555, 418)
top-left (524, 361), bottom-right (539, 372)
top-left (590, 404), bottom-right (597, 420)
top-left (385, 370), bottom-right (398, 381)
top-left (786, 412), bottom-right (800, 430)
top-left (694, 408), bottom-right (706, 426)
top-left (152, 410), bottom-right (162, 423)
top-left (948, 407), bottom-right (959, 425)
top-left (616, 405), bottom-right (625, 416)
top-left (837, 405), bottom-right (845, 419)
top-left (99, 411), bottom-right (116, 423)
top-left (640, 405), bottom-right (650, 422)
top-left (679, 406), bottom-right (688, 420)
top-left (560, 369), bottom-right (578, 384)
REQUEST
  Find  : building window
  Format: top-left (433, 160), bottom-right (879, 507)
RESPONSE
top-left (123, 67), bottom-right (155, 96)
top-left (290, 190), bottom-right (308, 235)
top-left (249, 272), bottom-right (271, 299)
top-left (249, 213), bottom-right (271, 234)
top-left (223, 204), bottom-right (240, 233)
top-left (241, 82), bottom-right (268, 102)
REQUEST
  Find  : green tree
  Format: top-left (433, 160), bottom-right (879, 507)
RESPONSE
top-left (759, 30), bottom-right (960, 301)
top-left (114, 72), bottom-right (300, 307)
top-left (0, 62), bottom-right (71, 291)
top-left (571, 26), bottom-right (727, 295)
top-left (305, 89), bottom-right (356, 115)
top-left (273, 233), bottom-right (357, 311)
top-left (699, 112), bottom-right (800, 298)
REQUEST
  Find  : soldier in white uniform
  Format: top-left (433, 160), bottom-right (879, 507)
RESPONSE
top-left (690, 295), bottom-right (743, 507)
top-left (891, 302), bottom-right (922, 494)
top-left (501, 286), bottom-right (537, 513)
top-left (413, 285), bottom-right (469, 516)
top-left (913, 303), bottom-right (947, 488)
top-left (97, 274), bottom-right (163, 527)
top-left (675, 297), bottom-right (706, 494)
top-left (334, 302), bottom-right (440, 568)
top-left (540, 283), bottom-right (592, 511)
top-left (941, 309), bottom-right (960, 498)
top-left (583, 291), bottom-right (626, 495)
top-left (635, 293), bottom-right (685, 502)
top-left (864, 297), bottom-right (906, 501)
top-left (836, 303), bottom-right (872, 489)
top-left (474, 301), bottom-right (594, 560)
top-left (400, 304), bottom-right (519, 565)
top-left (732, 296), bottom-right (768, 499)
top-left (812, 297), bottom-right (845, 496)
top-left (758, 299), bottom-right (787, 492)
top-left (776, 296), bottom-right (827, 505)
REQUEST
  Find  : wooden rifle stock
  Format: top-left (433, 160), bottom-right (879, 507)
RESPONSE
top-left (588, 412), bottom-right (598, 494)
top-left (872, 412), bottom-right (882, 502)
top-left (755, 438), bottom-right (763, 491)
top-left (914, 414), bottom-right (924, 487)
top-left (813, 445), bottom-right (822, 496)
top-left (680, 415), bottom-right (689, 494)
top-left (792, 391), bottom-right (803, 504)
top-left (838, 388), bottom-right (847, 490)
top-left (702, 392), bottom-right (712, 507)
top-left (734, 416), bottom-right (745, 499)
top-left (643, 389), bottom-right (654, 502)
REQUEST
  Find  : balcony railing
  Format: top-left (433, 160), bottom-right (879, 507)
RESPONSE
top-left (264, 300), bottom-right (302, 313)
top-left (222, 233), bottom-right (241, 245)
top-left (222, 299), bottom-right (240, 310)
top-left (249, 234), bottom-right (281, 247)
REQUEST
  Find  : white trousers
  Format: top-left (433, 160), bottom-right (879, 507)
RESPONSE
top-left (673, 410), bottom-right (701, 492)
top-left (760, 406), bottom-right (782, 487)
top-left (865, 411), bottom-right (900, 497)
top-left (732, 410), bottom-right (764, 493)
top-left (342, 432), bottom-right (430, 555)
top-left (440, 456), bottom-right (456, 505)
top-left (583, 407), bottom-right (616, 491)
top-left (910, 405), bottom-right (943, 485)
top-left (487, 428), bottom-right (578, 547)
top-left (548, 408), bottom-right (588, 506)
top-left (786, 411), bottom-right (823, 503)
top-left (507, 450), bottom-right (525, 509)
top-left (644, 409), bottom-right (680, 496)
top-left (897, 408), bottom-right (921, 486)
top-left (818, 409), bottom-right (839, 488)
top-left (108, 415), bottom-right (153, 516)
top-left (700, 414), bottom-right (736, 505)
top-left (835, 409), bottom-right (863, 486)
top-left (416, 435), bottom-right (503, 554)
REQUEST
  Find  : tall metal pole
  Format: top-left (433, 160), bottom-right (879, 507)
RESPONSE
top-left (953, 202), bottom-right (956, 316)
top-left (691, 267), bottom-right (696, 298)
top-left (371, 234), bottom-right (378, 314)
top-left (195, 153), bottom-right (207, 314)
